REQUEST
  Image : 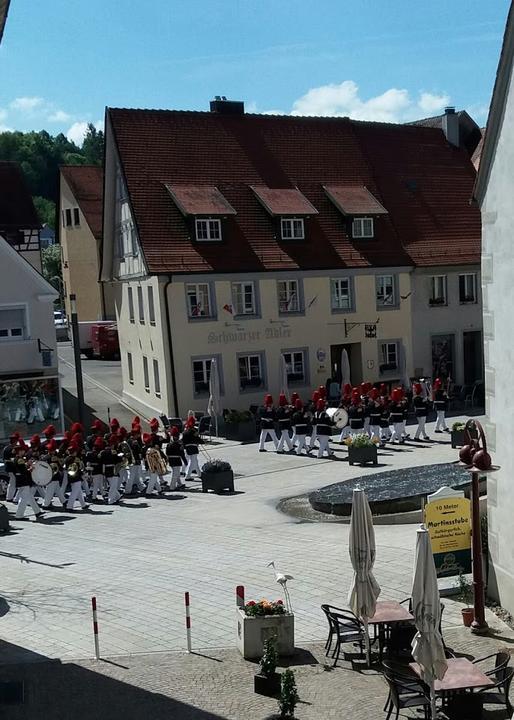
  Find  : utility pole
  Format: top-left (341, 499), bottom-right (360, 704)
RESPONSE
top-left (69, 293), bottom-right (85, 427)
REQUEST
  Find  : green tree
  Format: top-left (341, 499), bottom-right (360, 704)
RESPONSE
top-left (82, 123), bottom-right (104, 165)
top-left (33, 196), bottom-right (56, 228)
top-left (41, 244), bottom-right (62, 291)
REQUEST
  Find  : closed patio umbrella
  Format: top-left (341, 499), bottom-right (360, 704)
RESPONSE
top-left (207, 358), bottom-right (221, 437)
top-left (411, 525), bottom-right (448, 719)
top-left (341, 349), bottom-right (351, 387)
top-left (348, 487), bottom-right (381, 666)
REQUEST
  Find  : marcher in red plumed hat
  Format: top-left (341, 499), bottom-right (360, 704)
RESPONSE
top-left (170, 426), bottom-right (179, 437)
top-left (131, 425), bottom-right (141, 436)
top-left (46, 438), bottom-right (57, 452)
top-left (72, 432), bottom-right (83, 445)
top-left (311, 390), bottom-right (320, 405)
top-left (91, 419), bottom-right (103, 432)
top-left (318, 385), bottom-right (326, 399)
top-left (185, 416), bottom-right (196, 429)
top-left (433, 377), bottom-right (449, 433)
top-left (413, 383), bottom-right (422, 396)
top-left (132, 416), bottom-right (141, 428)
top-left (30, 434), bottom-right (40, 447)
top-left (108, 433), bottom-right (118, 446)
top-left (70, 422), bottom-right (83, 435)
top-left (294, 398), bottom-right (303, 410)
top-left (369, 387), bottom-right (379, 400)
top-left (264, 394), bottom-right (273, 407)
top-left (94, 436), bottom-right (105, 450)
top-left (110, 417), bottom-right (120, 430)
top-left (43, 424), bottom-right (56, 439)
top-left (278, 393), bottom-right (288, 407)
top-left (16, 439), bottom-right (28, 452)
top-left (316, 398), bottom-right (325, 411)
top-left (290, 391), bottom-right (299, 404)
top-left (149, 417), bottom-right (159, 430)
top-left (413, 383), bottom-right (430, 441)
top-left (117, 427), bottom-right (127, 439)
top-left (142, 432), bottom-right (151, 445)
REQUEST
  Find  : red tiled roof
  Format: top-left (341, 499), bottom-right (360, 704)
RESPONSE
top-left (108, 108), bottom-right (480, 273)
top-left (165, 185), bottom-right (236, 216)
top-left (324, 185), bottom-right (387, 215)
top-left (60, 165), bottom-right (103, 240)
top-left (0, 161), bottom-right (39, 229)
top-left (250, 186), bottom-right (318, 216)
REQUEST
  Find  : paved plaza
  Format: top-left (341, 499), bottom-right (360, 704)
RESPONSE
top-left (1, 414), bottom-right (483, 663)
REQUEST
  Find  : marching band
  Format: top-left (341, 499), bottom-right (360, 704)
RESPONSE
top-left (256, 377), bottom-right (449, 454)
top-left (1, 416), bottom-right (207, 520)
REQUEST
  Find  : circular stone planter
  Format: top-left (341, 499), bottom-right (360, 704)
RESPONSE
top-left (309, 462), bottom-right (474, 517)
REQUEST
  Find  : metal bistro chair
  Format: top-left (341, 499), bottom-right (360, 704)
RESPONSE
top-left (473, 650), bottom-right (511, 684)
top-left (475, 666), bottom-right (514, 716)
top-left (383, 674), bottom-right (430, 719)
top-left (198, 415), bottom-right (212, 440)
top-left (382, 660), bottom-right (430, 716)
top-left (320, 604), bottom-right (366, 666)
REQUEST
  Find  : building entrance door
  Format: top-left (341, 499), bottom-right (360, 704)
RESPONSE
top-left (330, 343), bottom-right (362, 386)
top-left (463, 331), bottom-right (483, 385)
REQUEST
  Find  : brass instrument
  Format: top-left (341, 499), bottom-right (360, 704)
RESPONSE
top-left (67, 459), bottom-right (85, 478)
top-left (146, 447), bottom-right (168, 475)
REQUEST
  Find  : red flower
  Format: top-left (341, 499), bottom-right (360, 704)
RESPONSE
top-left (247, 600), bottom-right (256, 606)
top-left (276, 600), bottom-right (283, 605)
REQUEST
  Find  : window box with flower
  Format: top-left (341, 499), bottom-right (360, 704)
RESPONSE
top-left (237, 599), bottom-right (295, 659)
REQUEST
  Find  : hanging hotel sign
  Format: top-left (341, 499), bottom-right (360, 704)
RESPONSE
top-left (208, 326), bottom-right (292, 345)
top-left (424, 487), bottom-right (471, 578)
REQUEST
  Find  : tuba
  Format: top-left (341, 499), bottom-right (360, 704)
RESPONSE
top-left (67, 459), bottom-right (84, 478)
top-left (146, 447), bottom-right (168, 475)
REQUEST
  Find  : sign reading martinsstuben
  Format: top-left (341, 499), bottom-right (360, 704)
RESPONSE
top-left (425, 496), bottom-right (472, 578)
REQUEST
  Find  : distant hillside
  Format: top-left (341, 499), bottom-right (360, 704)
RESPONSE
top-left (0, 123), bottom-right (103, 228)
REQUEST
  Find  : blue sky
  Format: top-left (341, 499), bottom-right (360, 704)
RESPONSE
top-left (0, 0), bottom-right (509, 144)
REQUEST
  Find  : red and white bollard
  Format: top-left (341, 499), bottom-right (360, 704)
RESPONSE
top-left (236, 585), bottom-right (245, 609)
top-left (91, 596), bottom-right (100, 660)
top-left (184, 592), bottom-right (192, 653)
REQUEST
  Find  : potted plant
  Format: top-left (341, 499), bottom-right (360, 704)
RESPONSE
top-left (451, 422), bottom-right (466, 449)
top-left (237, 598), bottom-right (294, 659)
top-left (254, 637), bottom-right (281, 697)
top-left (278, 669), bottom-right (299, 719)
top-left (224, 410), bottom-right (256, 442)
top-left (200, 459), bottom-right (234, 493)
top-left (345, 433), bottom-right (379, 466)
top-left (458, 572), bottom-right (474, 627)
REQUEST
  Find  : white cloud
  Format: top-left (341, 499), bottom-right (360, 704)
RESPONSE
top-left (66, 119), bottom-right (103, 146)
top-left (47, 109), bottom-right (71, 123)
top-left (285, 80), bottom-right (452, 123)
top-left (418, 92), bottom-right (451, 114)
top-left (0, 108), bottom-right (7, 122)
top-left (9, 96), bottom-right (45, 112)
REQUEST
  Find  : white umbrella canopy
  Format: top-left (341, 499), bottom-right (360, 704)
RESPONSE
top-left (279, 353), bottom-right (289, 398)
top-left (341, 349), bottom-right (351, 388)
top-left (207, 358), bottom-right (221, 436)
top-left (348, 488), bottom-right (381, 665)
top-left (411, 526), bottom-right (448, 719)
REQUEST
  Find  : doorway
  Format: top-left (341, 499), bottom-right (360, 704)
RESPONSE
top-left (463, 331), bottom-right (483, 385)
top-left (330, 343), bottom-right (362, 386)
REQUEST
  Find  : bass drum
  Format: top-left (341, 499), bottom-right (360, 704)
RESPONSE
top-left (326, 407), bottom-right (349, 430)
top-left (31, 461), bottom-right (53, 486)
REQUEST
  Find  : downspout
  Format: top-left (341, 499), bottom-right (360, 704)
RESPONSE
top-left (163, 275), bottom-right (179, 417)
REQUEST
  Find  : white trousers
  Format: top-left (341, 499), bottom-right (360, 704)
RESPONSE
top-left (277, 429), bottom-right (293, 452)
top-left (43, 479), bottom-right (66, 507)
top-left (317, 436), bottom-right (333, 458)
top-left (338, 425), bottom-right (350, 442)
top-left (185, 453), bottom-right (200, 479)
top-left (67, 482), bottom-right (87, 510)
top-left (170, 465), bottom-right (181, 489)
top-left (381, 426), bottom-right (391, 441)
top-left (6, 473), bottom-right (16, 501)
top-left (107, 477), bottom-right (121, 504)
top-left (401, 419), bottom-right (409, 437)
top-left (435, 410), bottom-right (448, 431)
top-left (369, 424), bottom-right (381, 440)
top-left (390, 423), bottom-right (404, 443)
top-left (90, 474), bottom-right (105, 498)
top-left (309, 428), bottom-right (318, 450)
top-left (292, 433), bottom-right (308, 455)
top-left (259, 429), bottom-right (278, 450)
top-left (364, 417), bottom-right (370, 435)
top-left (414, 416), bottom-right (429, 439)
top-left (146, 472), bottom-right (161, 494)
top-left (16, 486), bottom-right (42, 518)
top-left (125, 465), bottom-right (144, 493)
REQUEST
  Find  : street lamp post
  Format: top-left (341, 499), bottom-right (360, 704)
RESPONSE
top-left (458, 419), bottom-right (495, 634)
top-left (69, 293), bottom-right (85, 427)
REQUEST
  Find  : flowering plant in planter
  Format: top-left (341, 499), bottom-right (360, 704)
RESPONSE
top-left (201, 459), bottom-right (232, 473)
top-left (344, 433), bottom-right (380, 448)
top-left (244, 599), bottom-right (286, 617)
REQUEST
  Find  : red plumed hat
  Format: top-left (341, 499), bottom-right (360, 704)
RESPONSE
top-left (108, 433), bottom-right (118, 446)
top-left (43, 424), bottom-right (56, 438)
top-left (278, 393), bottom-right (287, 407)
top-left (391, 387), bottom-right (402, 402)
top-left (316, 398), bottom-right (325, 411)
top-left (142, 432), bottom-right (152, 444)
top-left (413, 382), bottom-right (423, 396)
top-left (110, 417), bottom-right (120, 428)
top-left (132, 416), bottom-right (141, 426)
top-left (131, 425), bottom-right (141, 436)
top-left (312, 390), bottom-right (320, 403)
top-left (149, 417), bottom-right (159, 429)
top-left (72, 432), bottom-right (83, 444)
top-left (352, 395), bottom-right (360, 405)
top-left (291, 392), bottom-right (299, 403)
top-left (9, 432), bottom-right (19, 441)
top-left (370, 387), bottom-right (379, 400)
top-left (264, 394), bottom-right (273, 406)
top-left (295, 398), bottom-right (303, 410)
top-left (318, 385), bottom-right (326, 398)
top-left (186, 416), bottom-right (196, 428)
top-left (343, 383), bottom-right (352, 395)
top-left (170, 426), bottom-right (179, 437)
top-left (94, 436), bottom-right (105, 449)
top-left (70, 422), bottom-right (83, 435)
top-left (117, 427), bottom-right (127, 438)
top-left (379, 383), bottom-right (388, 395)
top-left (16, 439), bottom-right (28, 451)
top-left (68, 441), bottom-right (79, 453)
top-left (91, 419), bottom-right (103, 431)
top-left (46, 438), bottom-right (57, 452)
top-left (30, 434), bottom-right (40, 446)
top-left (433, 377), bottom-right (442, 388)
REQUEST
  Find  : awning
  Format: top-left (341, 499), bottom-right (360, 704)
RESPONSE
top-left (323, 185), bottom-right (388, 215)
top-left (250, 186), bottom-right (318, 216)
top-left (165, 185), bottom-right (237, 216)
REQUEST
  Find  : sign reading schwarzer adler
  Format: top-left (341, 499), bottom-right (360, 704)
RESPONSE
top-left (425, 492), bottom-right (472, 578)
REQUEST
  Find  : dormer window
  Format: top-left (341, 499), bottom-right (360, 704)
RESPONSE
top-left (281, 218), bottom-right (304, 240)
top-left (195, 218), bottom-right (222, 242)
top-left (352, 217), bottom-right (374, 239)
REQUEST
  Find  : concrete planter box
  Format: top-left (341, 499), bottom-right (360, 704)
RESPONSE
top-left (236, 608), bottom-right (294, 659)
top-left (348, 445), bottom-right (378, 466)
top-left (201, 469), bottom-right (234, 493)
top-left (224, 420), bottom-right (256, 442)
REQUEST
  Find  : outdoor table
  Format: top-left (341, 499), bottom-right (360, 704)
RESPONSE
top-left (368, 600), bottom-right (414, 659)
top-left (409, 657), bottom-right (493, 693)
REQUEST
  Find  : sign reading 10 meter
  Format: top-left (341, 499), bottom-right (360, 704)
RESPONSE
top-left (424, 493), bottom-right (472, 578)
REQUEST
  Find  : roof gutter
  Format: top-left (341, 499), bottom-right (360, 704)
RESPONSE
top-left (163, 275), bottom-right (179, 417)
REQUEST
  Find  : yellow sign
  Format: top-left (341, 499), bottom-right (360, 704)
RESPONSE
top-left (425, 496), bottom-right (471, 577)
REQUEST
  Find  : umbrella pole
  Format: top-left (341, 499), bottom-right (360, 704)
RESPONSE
top-left (430, 682), bottom-right (437, 719)
top-left (363, 617), bottom-right (371, 667)
top-left (215, 415), bottom-right (218, 438)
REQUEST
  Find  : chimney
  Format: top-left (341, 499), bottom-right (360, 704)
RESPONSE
top-left (442, 106), bottom-right (460, 147)
top-left (209, 97), bottom-right (245, 115)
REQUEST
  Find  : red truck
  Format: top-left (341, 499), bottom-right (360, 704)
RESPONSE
top-left (91, 323), bottom-right (120, 360)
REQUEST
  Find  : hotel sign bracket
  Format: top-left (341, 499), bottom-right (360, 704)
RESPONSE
top-left (328, 318), bottom-right (379, 339)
